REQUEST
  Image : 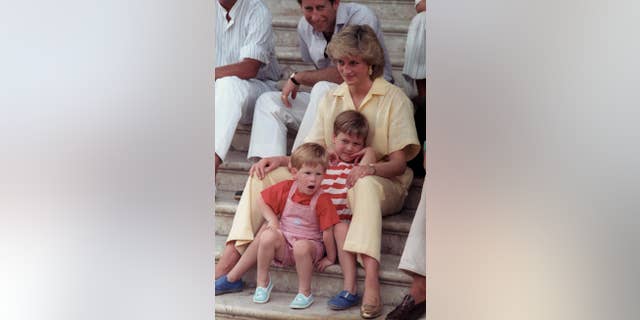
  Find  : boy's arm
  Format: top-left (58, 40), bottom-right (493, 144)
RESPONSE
top-left (315, 226), bottom-right (336, 272)
top-left (323, 226), bottom-right (336, 263)
top-left (257, 194), bottom-right (280, 230)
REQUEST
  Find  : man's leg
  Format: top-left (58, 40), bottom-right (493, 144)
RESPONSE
top-left (247, 91), bottom-right (309, 161)
top-left (215, 76), bottom-right (274, 165)
top-left (292, 81), bottom-right (338, 150)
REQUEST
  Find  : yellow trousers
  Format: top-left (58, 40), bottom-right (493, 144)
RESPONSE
top-left (226, 167), bottom-right (412, 262)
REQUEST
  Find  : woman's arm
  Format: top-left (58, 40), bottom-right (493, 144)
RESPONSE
top-left (346, 149), bottom-right (407, 187)
top-left (249, 156), bottom-right (291, 179)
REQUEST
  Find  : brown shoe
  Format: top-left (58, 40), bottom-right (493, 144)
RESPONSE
top-left (385, 295), bottom-right (426, 320)
top-left (360, 303), bottom-right (383, 319)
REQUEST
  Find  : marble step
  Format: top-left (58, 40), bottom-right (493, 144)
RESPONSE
top-left (215, 235), bottom-right (416, 307)
top-left (264, 0), bottom-right (419, 23)
top-left (271, 17), bottom-right (410, 60)
top-left (215, 189), bottom-right (416, 256)
top-left (215, 291), bottom-right (426, 320)
top-left (275, 45), bottom-right (406, 69)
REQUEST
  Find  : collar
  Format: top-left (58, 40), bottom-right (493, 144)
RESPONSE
top-left (334, 4), bottom-right (349, 31)
top-left (332, 77), bottom-right (389, 97)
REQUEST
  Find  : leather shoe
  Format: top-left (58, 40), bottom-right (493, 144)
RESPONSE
top-left (360, 302), bottom-right (383, 319)
top-left (385, 294), bottom-right (425, 320)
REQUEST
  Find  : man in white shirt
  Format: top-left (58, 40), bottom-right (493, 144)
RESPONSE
top-left (246, 0), bottom-right (393, 161)
top-left (215, 0), bottom-right (281, 173)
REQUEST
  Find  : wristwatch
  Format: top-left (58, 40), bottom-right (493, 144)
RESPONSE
top-left (289, 72), bottom-right (300, 86)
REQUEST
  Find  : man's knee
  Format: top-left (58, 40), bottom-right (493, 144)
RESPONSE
top-left (255, 91), bottom-right (283, 114)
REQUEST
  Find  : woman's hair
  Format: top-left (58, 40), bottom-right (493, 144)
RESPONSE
top-left (290, 142), bottom-right (329, 170)
top-left (333, 110), bottom-right (369, 140)
top-left (326, 24), bottom-right (385, 80)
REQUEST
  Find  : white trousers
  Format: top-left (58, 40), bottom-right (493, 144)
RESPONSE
top-left (398, 179), bottom-right (427, 277)
top-left (246, 81), bottom-right (337, 161)
top-left (214, 76), bottom-right (276, 161)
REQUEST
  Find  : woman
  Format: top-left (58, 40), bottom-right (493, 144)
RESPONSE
top-left (215, 25), bottom-right (420, 319)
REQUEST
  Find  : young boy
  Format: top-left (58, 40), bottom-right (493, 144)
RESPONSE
top-left (321, 110), bottom-right (376, 310)
top-left (252, 142), bottom-right (340, 309)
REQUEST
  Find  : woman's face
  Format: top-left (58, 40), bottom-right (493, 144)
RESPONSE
top-left (335, 55), bottom-right (371, 87)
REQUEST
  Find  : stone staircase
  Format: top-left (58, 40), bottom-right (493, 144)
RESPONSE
top-left (215, 0), bottom-right (424, 319)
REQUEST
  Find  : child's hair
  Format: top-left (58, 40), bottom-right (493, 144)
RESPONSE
top-left (333, 110), bottom-right (369, 140)
top-left (290, 142), bottom-right (329, 170)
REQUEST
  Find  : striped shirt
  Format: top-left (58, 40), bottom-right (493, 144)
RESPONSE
top-left (321, 161), bottom-right (356, 221)
top-left (216, 0), bottom-right (281, 81)
top-left (297, 2), bottom-right (393, 82)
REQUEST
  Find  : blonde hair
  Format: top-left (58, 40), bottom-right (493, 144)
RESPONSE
top-left (326, 24), bottom-right (385, 80)
top-left (333, 110), bottom-right (369, 140)
top-left (290, 143), bottom-right (329, 170)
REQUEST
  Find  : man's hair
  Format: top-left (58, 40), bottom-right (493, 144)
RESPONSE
top-left (326, 24), bottom-right (385, 80)
top-left (333, 110), bottom-right (369, 140)
top-left (290, 142), bottom-right (329, 170)
top-left (297, 0), bottom-right (336, 5)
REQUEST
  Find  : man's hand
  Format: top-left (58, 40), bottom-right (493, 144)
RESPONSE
top-left (280, 78), bottom-right (299, 108)
top-left (249, 157), bottom-right (282, 179)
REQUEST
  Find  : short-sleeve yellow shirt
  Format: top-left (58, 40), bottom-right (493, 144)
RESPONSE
top-left (305, 78), bottom-right (421, 163)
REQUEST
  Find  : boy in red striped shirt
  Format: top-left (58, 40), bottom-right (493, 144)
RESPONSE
top-left (321, 110), bottom-right (377, 310)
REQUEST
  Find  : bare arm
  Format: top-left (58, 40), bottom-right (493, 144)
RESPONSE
top-left (214, 58), bottom-right (262, 81)
top-left (281, 67), bottom-right (343, 107)
top-left (256, 194), bottom-right (280, 230)
top-left (346, 149), bottom-right (408, 188)
top-left (322, 227), bottom-right (336, 263)
top-left (315, 226), bottom-right (337, 271)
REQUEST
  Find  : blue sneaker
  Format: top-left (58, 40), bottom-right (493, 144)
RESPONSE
top-left (215, 275), bottom-right (243, 296)
top-left (328, 290), bottom-right (361, 310)
top-left (252, 278), bottom-right (274, 304)
top-left (289, 293), bottom-right (314, 309)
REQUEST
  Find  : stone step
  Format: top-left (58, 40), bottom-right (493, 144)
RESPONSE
top-left (264, 0), bottom-right (418, 24)
top-left (271, 17), bottom-right (410, 61)
top-left (215, 235), bottom-right (416, 307)
top-left (275, 45), bottom-right (405, 69)
top-left (215, 291), bottom-right (426, 320)
top-left (215, 189), bottom-right (417, 256)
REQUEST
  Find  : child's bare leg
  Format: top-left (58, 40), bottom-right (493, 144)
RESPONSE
top-left (215, 242), bottom-right (240, 279)
top-left (226, 224), bottom-right (267, 282)
top-left (256, 228), bottom-right (285, 287)
top-left (335, 222), bottom-right (357, 294)
top-left (292, 240), bottom-right (317, 296)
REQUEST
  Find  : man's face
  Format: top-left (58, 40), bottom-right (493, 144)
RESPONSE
top-left (299, 0), bottom-right (339, 34)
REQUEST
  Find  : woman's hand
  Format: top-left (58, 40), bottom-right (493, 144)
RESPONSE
top-left (314, 257), bottom-right (335, 272)
top-left (346, 164), bottom-right (375, 188)
top-left (249, 156), bottom-right (286, 179)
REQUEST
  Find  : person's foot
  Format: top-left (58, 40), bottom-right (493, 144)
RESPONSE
top-left (360, 302), bottom-right (383, 319)
top-left (289, 293), bottom-right (314, 309)
top-left (328, 290), bottom-right (360, 310)
top-left (252, 277), bottom-right (274, 304)
top-left (214, 275), bottom-right (243, 296)
top-left (385, 294), bottom-right (426, 320)
top-left (233, 190), bottom-right (242, 201)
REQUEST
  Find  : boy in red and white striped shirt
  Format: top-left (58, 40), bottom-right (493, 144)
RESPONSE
top-left (321, 110), bottom-right (377, 310)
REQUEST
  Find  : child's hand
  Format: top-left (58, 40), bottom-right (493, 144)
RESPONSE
top-left (266, 219), bottom-right (279, 231)
top-left (314, 257), bottom-right (334, 272)
top-left (326, 147), bottom-right (340, 165)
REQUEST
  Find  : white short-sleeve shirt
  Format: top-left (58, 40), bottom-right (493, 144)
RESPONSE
top-left (216, 0), bottom-right (281, 81)
top-left (296, 2), bottom-right (393, 82)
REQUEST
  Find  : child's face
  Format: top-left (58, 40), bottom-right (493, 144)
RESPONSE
top-left (333, 132), bottom-right (366, 163)
top-left (291, 163), bottom-right (326, 195)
